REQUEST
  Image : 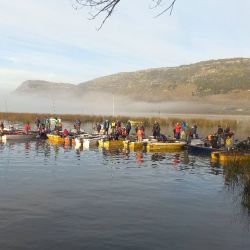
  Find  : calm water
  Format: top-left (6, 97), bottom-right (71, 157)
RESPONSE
top-left (0, 141), bottom-right (250, 250)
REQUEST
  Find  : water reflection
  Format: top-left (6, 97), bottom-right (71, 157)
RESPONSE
top-left (223, 162), bottom-right (250, 213)
top-left (1, 140), bottom-right (250, 216)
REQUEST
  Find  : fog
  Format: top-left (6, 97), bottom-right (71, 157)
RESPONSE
top-left (1, 90), bottom-right (250, 120)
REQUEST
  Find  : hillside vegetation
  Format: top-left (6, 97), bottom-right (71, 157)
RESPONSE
top-left (15, 58), bottom-right (250, 102)
top-left (79, 58), bottom-right (250, 101)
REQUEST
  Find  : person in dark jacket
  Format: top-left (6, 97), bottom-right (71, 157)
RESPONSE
top-left (152, 121), bottom-right (161, 139)
top-left (96, 123), bottom-right (101, 134)
top-left (126, 120), bottom-right (132, 136)
top-left (103, 120), bottom-right (110, 135)
top-left (217, 125), bottom-right (224, 135)
top-left (35, 117), bottom-right (40, 130)
top-left (0, 121), bottom-right (4, 133)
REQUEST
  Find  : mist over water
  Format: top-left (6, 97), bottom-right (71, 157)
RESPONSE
top-left (2, 90), bottom-right (250, 119)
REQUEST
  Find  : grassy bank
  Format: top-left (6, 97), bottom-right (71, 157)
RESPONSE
top-left (0, 112), bottom-right (238, 129)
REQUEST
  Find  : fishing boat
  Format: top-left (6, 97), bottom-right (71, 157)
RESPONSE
top-left (98, 139), bottom-right (124, 150)
top-left (187, 139), bottom-right (217, 155)
top-left (146, 141), bottom-right (186, 152)
top-left (83, 138), bottom-right (99, 148)
top-left (123, 141), bottom-right (146, 151)
top-left (211, 151), bottom-right (250, 164)
top-left (47, 134), bottom-right (65, 144)
top-left (1, 132), bottom-right (37, 141)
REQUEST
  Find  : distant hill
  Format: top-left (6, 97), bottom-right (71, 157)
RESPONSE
top-left (78, 58), bottom-right (250, 101)
top-left (15, 58), bottom-right (250, 103)
top-left (15, 80), bottom-right (77, 97)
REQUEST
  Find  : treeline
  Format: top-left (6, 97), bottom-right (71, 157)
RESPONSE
top-left (0, 112), bottom-right (238, 129)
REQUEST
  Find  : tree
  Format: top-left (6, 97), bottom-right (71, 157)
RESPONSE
top-left (73, 0), bottom-right (177, 29)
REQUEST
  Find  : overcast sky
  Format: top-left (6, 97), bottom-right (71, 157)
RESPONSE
top-left (0, 0), bottom-right (250, 90)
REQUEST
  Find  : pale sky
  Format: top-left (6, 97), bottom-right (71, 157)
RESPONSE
top-left (0, 0), bottom-right (250, 90)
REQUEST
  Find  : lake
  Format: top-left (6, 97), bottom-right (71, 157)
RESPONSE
top-left (0, 140), bottom-right (250, 250)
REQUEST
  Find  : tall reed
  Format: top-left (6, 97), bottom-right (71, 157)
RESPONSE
top-left (0, 112), bottom-right (238, 129)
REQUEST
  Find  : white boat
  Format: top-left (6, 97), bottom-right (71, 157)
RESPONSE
top-left (83, 138), bottom-right (99, 149)
top-left (1, 133), bottom-right (37, 141)
top-left (74, 138), bottom-right (82, 150)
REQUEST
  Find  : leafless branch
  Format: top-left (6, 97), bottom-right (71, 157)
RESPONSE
top-left (73, 0), bottom-right (177, 29)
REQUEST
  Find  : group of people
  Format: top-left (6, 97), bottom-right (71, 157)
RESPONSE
top-left (35, 117), bottom-right (63, 133)
top-left (207, 125), bottom-right (235, 151)
top-left (97, 120), bottom-right (132, 140)
top-left (0, 120), bottom-right (31, 134)
top-left (0, 117), bottom-right (239, 152)
top-left (151, 120), bottom-right (198, 142)
top-left (96, 119), bottom-right (199, 143)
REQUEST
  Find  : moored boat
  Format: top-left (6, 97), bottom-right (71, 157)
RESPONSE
top-left (188, 145), bottom-right (216, 155)
top-left (211, 151), bottom-right (250, 164)
top-left (123, 141), bottom-right (146, 151)
top-left (98, 139), bottom-right (124, 150)
top-left (83, 138), bottom-right (99, 148)
top-left (187, 139), bottom-right (217, 155)
top-left (47, 134), bottom-right (65, 144)
top-left (146, 141), bottom-right (186, 152)
top-left (1, 132), bottom-right (37, 141)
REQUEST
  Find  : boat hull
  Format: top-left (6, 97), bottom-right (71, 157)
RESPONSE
top-left (188, 145), bottom-right (216, 155)
top-left (83, 138), bottom-right (98, 148)
top-left (98, 140), bottom-right (124, 150)
top-left (147, 142), bottom-right (186, 152)
top-left (47, 134), bottom-right (65, 144)
top-left (123, 141), bottom-right (145, 151)
top-left (1, 134), bottom-right (37, 141)
top-left (211, 151), bottom-right (250, 164)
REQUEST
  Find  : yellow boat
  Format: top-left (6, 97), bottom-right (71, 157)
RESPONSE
top-left (98, 139), bottom-right (124, 150)
top-left (47, 134), bottom-right (65, 144)
top-left (123, 141), bottom-right (145, 151)
top-left (211, 151), bottom-right (250, 164)
top-left (146, 141), bottom-right (186, 152)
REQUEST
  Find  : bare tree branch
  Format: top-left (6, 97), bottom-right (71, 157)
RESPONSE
top-left (73, 0), bottom-right (177, 29)
top-left (153, 0), bottom-right (177, 17)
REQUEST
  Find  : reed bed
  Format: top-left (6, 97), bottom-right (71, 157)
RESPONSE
top-left (224, 161), bottom-right (250, 211)
top-left (0, 112), bottom-right (238, 129)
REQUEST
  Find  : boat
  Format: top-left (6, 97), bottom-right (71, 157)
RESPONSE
top-left (83, 138), bottom-right (99, 148)
top-left (47, 134), bottom-right (65, 144)
top-left (146, 141), bottom-right (186, 152)
top-left (1, 132), bottom-right (37, 141)
top-left (187, 139), bottom-right (217, 155)
top-left (98, 139), bottom-right (124, 150)
top-left (123, 141), bottom-right (146, 151)
top-left (74, 137), bottom-right (82, 150)
top-left (211, 151), bottom-right (250, 164)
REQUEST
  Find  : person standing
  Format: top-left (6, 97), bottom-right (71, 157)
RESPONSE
top-left (75, 119), bottom-right (81, 133)
top-left (111, 121), bottom-right (116, 134)
top-left (152, 121), bottom-right (160, 139)
top-left (45, 117), bottom-right (51, 132)
top-left (126, 120), bottom-right (132, 137)
top-left (174, 123), bottom-right (182, 140)
top-left (137, 127), bottom-right (144, 142)
top-left (23, 122), bottom-right (31, 134)
top-left (0, 121), bottom-right (4, 133)
top-left (96, 123), bottom-right (101, 134)
top-left (103, 120), bottom-right (110, 135)
top-left (225, 136), bottom-right (233, 151)
top-left (35, 117), bottom-right (40, 131)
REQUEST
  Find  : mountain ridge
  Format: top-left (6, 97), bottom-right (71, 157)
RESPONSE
top-left (15, 57), bottom-right (250, 103)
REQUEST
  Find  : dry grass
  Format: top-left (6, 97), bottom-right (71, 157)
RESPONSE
top-left (0, 112), bottom-right (238, 129)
